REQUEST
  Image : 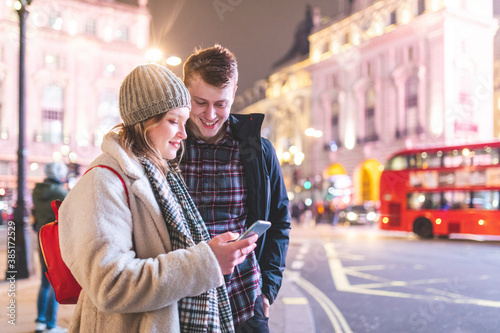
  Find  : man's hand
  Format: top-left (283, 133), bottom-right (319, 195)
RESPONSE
top-left (208, 232), bottom-right (258, 274)
top-left (262, 294), bottom-right (270, 318)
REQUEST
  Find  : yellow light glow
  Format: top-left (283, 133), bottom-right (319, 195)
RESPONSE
top-left (294, 152), bottom-right (304, 166)
top-left (30, 163), bottom-right (39, 171)
top-left (166, 56), bottom-right (182, 66)
top-left (382, 217), bottom-right (389, 224)
top-left (305, 128), bottom-right (315, 136)
top-left (478, 219), bottom-right (485, 226)
top-left (312, 49), bottom-right (321, 63)
top-left (103, 27), bottom-right (113, 43)
top-left (462, 148), bottom-right (470, 157)
top-left (351, 31), bottom-right (360, 45)
top-left (401, 9), bottom-right (411, 24)
top-left (14, 1), bottom-right (21, 10)
top-left (53, 151), bottom-right (62, 161)
top-left (283, 152), bottom-right (291, 162)
top-left (45, 55), bottom-right (55, 64)
top-left (289, 145), bottom-right (297, 154)
top-left (69, 152), bottom-right (78, 163)
top-left (60, 145), bottom-right (70, 156)
top-left (69, 20), bottom-right (77, 36)
top-left (331, 41), bottom-right (340, 54)
top-left (435, 218), bottom-right (442, 225)
top-left (146, 48), bottom-right (162, 63)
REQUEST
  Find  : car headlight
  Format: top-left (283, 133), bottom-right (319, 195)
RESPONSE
top-left (366, 212), bottom-right (377, 221)
top-left (346, 212), bottom-right (357, 221)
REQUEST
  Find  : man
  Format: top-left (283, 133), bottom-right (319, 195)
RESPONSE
top-left (181, 45), bottom-right (291, 332)
top-left (32, 162), bottom-right (69, 333)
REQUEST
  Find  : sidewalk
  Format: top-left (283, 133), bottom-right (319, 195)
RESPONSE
top-left (0, 225), bottom-right (315, 333)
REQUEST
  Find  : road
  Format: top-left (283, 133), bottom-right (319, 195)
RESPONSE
top-left (287, 223), bottom-right (500, 333)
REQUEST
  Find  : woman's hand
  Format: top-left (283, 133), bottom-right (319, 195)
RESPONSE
top-left (208, 232), bottom-right (259, 274)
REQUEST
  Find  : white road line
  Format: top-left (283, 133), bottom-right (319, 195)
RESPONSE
top-left (290, 260), bottom-right (305, 270)
top-left (323, 241), bottom-right (500, 308)
top-left (286, 271), bottom-right (353, 333)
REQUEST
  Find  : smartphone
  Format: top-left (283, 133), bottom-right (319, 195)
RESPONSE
top-left (237, 220), bottom-right (271, 241)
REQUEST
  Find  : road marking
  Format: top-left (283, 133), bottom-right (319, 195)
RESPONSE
top-left (286, 271), bottom-right (353, 333)
top-left (282, 297), bottom-right (309, 305)
top-left (295, 253), bottom-right (305, 260)
top-left (324, 242), bottom-right (500, 308)
top-left (291, 242), bottom-right (310, 270)
top-left (290, 260), bottom-right (305, 270)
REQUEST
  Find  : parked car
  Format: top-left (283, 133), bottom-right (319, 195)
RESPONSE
top-left (336, 203), bottom-right (379, 225)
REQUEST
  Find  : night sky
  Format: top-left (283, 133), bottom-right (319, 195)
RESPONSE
top-left (119, 0), bottom-right (340, 95)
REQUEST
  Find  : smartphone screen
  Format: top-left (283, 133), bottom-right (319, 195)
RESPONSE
top-left (237, 220), bottom-right (271, 241)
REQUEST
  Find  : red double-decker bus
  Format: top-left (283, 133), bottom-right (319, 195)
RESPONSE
top-left (379, 141), bottom-right (500, 238)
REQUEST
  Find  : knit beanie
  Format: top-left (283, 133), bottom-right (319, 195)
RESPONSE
top-left (45, 162), bottom-right (68, 182)
top-left (119, 63), bottom-right (191, 126)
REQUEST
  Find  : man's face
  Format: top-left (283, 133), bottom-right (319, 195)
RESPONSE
top-left (186, 74), bottom-right (237, 144)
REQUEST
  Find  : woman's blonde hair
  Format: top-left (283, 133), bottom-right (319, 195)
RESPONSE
top-left (106, 113), bottom-right (183, 175)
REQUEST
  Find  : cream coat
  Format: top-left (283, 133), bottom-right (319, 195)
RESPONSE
top-left (59, 133), bottom-right (224, 332)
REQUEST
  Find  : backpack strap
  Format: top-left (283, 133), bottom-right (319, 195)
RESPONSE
top-left (83, 165), bottom-right (130, 207)
top-left (51, 200), bottom-right (62, 222)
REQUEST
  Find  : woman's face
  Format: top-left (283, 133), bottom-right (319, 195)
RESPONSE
top-left (148, 107), bottom-right (190, 160)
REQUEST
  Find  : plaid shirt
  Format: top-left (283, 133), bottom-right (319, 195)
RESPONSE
top-left (181, 125), bottom-right (261, 325)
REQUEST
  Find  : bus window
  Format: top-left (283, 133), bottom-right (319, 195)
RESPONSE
top-left (408, 154), bottom-right (418, 168)
top-left (450, 191), bottom-right (470, 210)
top-left (492, 148), bottom-right (500, 164)
top-left (407, 193), bottom-right (424, 210)
top-left (426, 153), bottom-right (442, 168)
top-left (407, 192), bottom-right (441, 210)
top-left (471, 191), bottom-right (500, 210)
top-left (472, 149), bottom-right (492, 166)
top-left (387, 155), bottom-right (408, 170)
top-left (444, 150), bottom-right (464, 168)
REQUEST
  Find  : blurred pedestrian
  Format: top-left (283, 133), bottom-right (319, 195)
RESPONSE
top-left (59, 63), bottom-right (257, 332)
top-left (182, 45), bottom-right (291, 332)
top-left (291, 202), bottom-right (301, 225)
top-left (32, 161), bottom-right (69, 333)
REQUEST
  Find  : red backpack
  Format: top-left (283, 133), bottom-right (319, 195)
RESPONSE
top-left (38, 165), bottom-right (129, 304)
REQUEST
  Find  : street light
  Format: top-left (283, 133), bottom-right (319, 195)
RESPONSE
top-left (9, 0), bottom-right (34, 279)
top-left (145, 47), bottom-right (182, 68)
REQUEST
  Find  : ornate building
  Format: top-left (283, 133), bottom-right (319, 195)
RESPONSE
top-left (0, 0), bottom-right (150, 207)
top-left (238, 0), bottom-right (498, 206)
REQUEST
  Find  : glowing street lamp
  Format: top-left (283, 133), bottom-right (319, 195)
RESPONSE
top-left (166, 56), bottom-right (181, 67)
top-left (146, 48), bottom-right (182, 67)
top-left (146, 48), bottom-right (162, 63)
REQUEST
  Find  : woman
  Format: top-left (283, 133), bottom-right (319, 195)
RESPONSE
top-left (59, 64), bottom-right (257, 333)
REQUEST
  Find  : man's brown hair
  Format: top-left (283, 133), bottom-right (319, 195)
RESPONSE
top-left (183, 44), bottom-right (238, 88)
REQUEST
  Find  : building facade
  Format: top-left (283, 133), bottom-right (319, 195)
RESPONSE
top-left (239, 0), bottom-right (498, 207)
top-left (0, 0), bottom-right (150, 208)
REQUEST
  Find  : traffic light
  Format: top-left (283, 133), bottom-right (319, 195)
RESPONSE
top-left (304, 181), bottom-right (312, 190)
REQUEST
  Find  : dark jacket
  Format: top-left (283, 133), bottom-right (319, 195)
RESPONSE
top-left (32, 178), bottom-right (68, 231)
top-left (229, 113), bottom-right (291, 304)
